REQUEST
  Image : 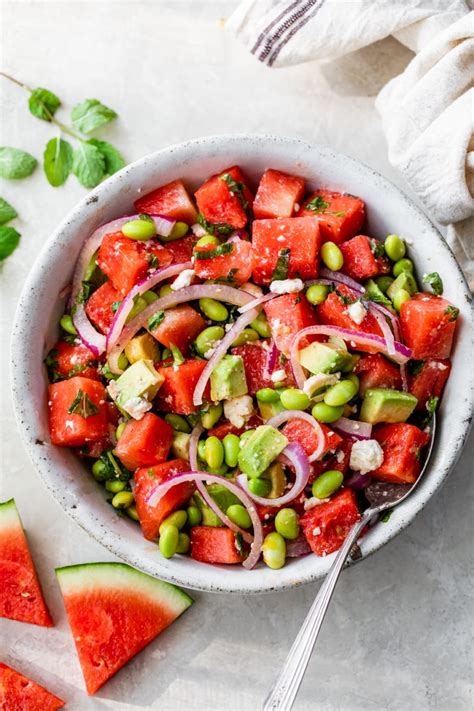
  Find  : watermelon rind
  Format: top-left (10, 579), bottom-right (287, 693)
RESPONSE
top-left (55, 562), bottom-right (193, 615)
top-left (0, 498), bottom-right (21, 529)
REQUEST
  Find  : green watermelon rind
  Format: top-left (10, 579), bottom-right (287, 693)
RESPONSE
top-left (55, 562), bottom-right (193, 615)
top-left (0, 499), bottom-right (21, 530)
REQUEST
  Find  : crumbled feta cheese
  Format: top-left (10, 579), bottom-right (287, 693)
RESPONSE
top-left (437, 363), bottom-right (448, 370)
top-left (271, 369), bottom-right (286, 383)
top-left (303, 373), bottom-right (340, 398)
top-left (346, 300), bottom-right (367, 325)
top-left (304, 497), bottom-right (330, 511)
top-left (170, 269), bottom-right (195, 291)
top-left (107, 381), bottom-right (119, 400)
top-left (294, 202), bottom-right (300, 212)
top-left (335, 449), bottom-right (345, 463)
top-left (123, 396), bottom-right (152, 420)
top-left (269, 278), bottom-right (304, 294)
top-left (223, 395), bottom-right (254, 429)
top-left (349, 439), bottom-right (384, 473)
top-left (312, 526), bottom-right (321, 536)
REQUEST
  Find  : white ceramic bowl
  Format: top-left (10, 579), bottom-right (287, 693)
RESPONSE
top-left (11, 135), bottom-right (472, 594)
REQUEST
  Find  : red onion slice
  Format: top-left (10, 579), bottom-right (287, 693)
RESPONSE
top-left (106, 261), bottom-right (192, 351)
top-left (400, 363), bottom-right (409, 392)
top-left (319, 268), bottom-right (365, 294)
top-left (290, 325), bottom-right (412, 388)
top-left (264, 340), bottom-right (279, 379)
top-left (345, 472), bottom-right (370, 490)
top-left (369, 306), bottom-right (395, 355)
top-left (238, 292), bottom-right (277, 314)
top-left (237, 442), bottom-right (310, 507)
top-left (191, 223), bottom-right (207, 237)
top-left (193, 307), bottom-right (260, 406)
top-left (266, 410), bottom-right (325, 462)
top-left (108, 284), bottom-right (254, 374)
top-left (189, 423), bottom-right (203, 472)
top-left (145, 471), bottom-right (263, 569)
top-left (286, 534), bottom-right (312, 558)
top-left (332, 416), bottom-right (372, 440)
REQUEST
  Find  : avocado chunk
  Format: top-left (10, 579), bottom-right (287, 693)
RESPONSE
top-left (210, 354), bottom-right (248, 402)
top-left (365, 279), bottom-right (395, 313)
top-left (261, 462), bottom-right (287, 498)
top-left (171, 432), bottom-right (190, 460)
top-left (387, 272), bottom-right (418, 301)
top-left (258, 398), bottom-right (285, 422)
top-left (109, 359), bottom-right (163, 416)
top-left (360, 388), bottom-right (418, 424)
top-left (298, 341), bottom-right (352, 375)
top-left (125, 333), bottom-right (160, 364)
top-left (238, 425), bottom-right (288, 479)
top-left (193, 484), bottom-right (241, 527)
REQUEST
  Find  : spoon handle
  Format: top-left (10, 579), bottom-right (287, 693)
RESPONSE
top-left (263, 512), bottom-right (370, 711)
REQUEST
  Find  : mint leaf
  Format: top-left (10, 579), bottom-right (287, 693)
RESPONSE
top-left (0, 197), bottom-right (17, 225)
top-left (193, 243), bottom-right (234, 260)
top-left (196, 213), bottom-right (234, 237)
top-left (0, 225), bottom-right (20, 260)
top-left (169, 342), bottom-right (185, 366)
top-left (305, 195), bottom-right (330, 213)
top-left (423, 271), bottom-right (444, 296)
top-left (72, 141), bottom-right (105, 188)
top-left (67, 389), bottom-right (100, 418)
top-left (0, 147), bottom-right (37, 179)
top-left (148, 310), bottom-right (165, 331)
top-left (71, 99), bottom-right (117, 134)
top-left (87, 139), bottom-right (125, 175)
top-left (271, 247), bottom-right (291, 281)
top-left (28, 87), bottom-right (61, 122)
top-left (219, 172), bottom-right (249, 211)
top-left (43, 138), bottom-right (73, 187)
top-left (444, 305), bottom-right (459, 322)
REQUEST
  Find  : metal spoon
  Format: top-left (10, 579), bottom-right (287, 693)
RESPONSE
top-left (264, 415), bottom-right (436, 711)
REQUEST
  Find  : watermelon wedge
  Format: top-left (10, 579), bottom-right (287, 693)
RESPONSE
top-left (0, 499), bottom-right (53, 627)
top-left (0, 662), bottom-right (64, 710)
top-left (56, 562), bottom-right (193, 694)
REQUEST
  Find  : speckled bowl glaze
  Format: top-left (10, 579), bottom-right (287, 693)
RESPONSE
top-left (11, 135), bottom-right (473, 594)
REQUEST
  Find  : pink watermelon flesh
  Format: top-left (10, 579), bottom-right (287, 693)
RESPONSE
top-left (0, 662), bottom-right (65, 710)
top-left (0, 499), bottom-right (53, 627)
top-left (56, 562), bottom-right (193, 694)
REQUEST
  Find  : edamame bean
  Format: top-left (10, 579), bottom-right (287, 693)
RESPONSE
top-left (116, 422), bottom-right (126, 440)
top-left (159, 510), bottom-right (187, 534)
top-left (165, 413), bottom-right (192, 433)
top-left (312, 402), bottom-right (344, 423)
top-left (112, 491), bottom-right (134, 509)
top-left (201, 403), bottom-right (223, 429)
top-left (196, 235), bottom-right (220, 247)
top-left (176, 532), bottom-right (190, 554)
top-left (231, 328), bottom-right (259, 347)
top-left (105, 479), bottom-right (126, 493)
top-left (91, 459), bottom-right (108, 481)
top-left (197, 439), bottom-right (207, 461)
top-left (160, 222), bottom-right (189, 242)
top-left (274, 508), bottom-right (300, 540)
top-left (321, 241), bottom-right (344, 271)
top-left (248, 478), bottom-right (272, 497)
top-left (122, 218), bottom-right (157, 240)
top-left (205, 436), bottom-right (224, 469)
top-left (60, 314), bottom-right (77, 335)
top-left (223, 433), bottom-right (240, 468)
top-left (239, 430), bottom-right (256, 447)
top-left (142, 290), bottom-right (159, 305)
top-left (195, 326), bottom-right (225, 356)
top-left (384, 234), bottom-right (406, 262)
top-left (393, 258), bottom-right (414, 277)
top-left (159, 524), bottom-right (179, 558)
top-left (126, 295), bottom-right (148, 323)
top-left (187, 505), bottom-right (202, 527)
top-left (126, 504), bottom-right (139, 521)
top-left (199, 297), bottom-right (229, 322)
top-left (262, 532), bottom-right (286, 570)
top-left (306, 284), bottom-right (329, 305)
top-left (312, 470), bottom-right (344, 499)
top-left (375, 276), bottom-right (394, 293)
top-left (280, 388), bottom-right (311, 411)
top-left (117, 353), bottom-right (129, 371)
top-left (226, 504), bottom-right (252, 529)
top-left (159, 284), bottom-right (173, 298)
top-left (251, 313), bottom-right (271, 338)
top-left (207, 462), bottom-right (229, 476)
top-left (345, 373), bottom-right (360, 393)
top-left (393, 288), bottom-right (411, 312)
top-left (324, 379), bottom-right (358, 407)
top-left (256, 388), bottom-right (280, 403)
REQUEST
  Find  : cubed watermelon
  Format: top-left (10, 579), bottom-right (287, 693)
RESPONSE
top-left (134, 459), bottom-right (194, 540)
top-left (47, 340), bottom-right (99, 381)
top-left (372, 423), bottom-right (430, 484)
top-left (354, 353), bottom-right (402, 396)
top-left (155, 359), bottom-right (210, 414)
top-left (316, 283), bottom-right (383, 352)
top-left (298, 190), bottom-right (365, 244)
top-left (114, 412), bottom-right (173, 470)
top-left (340, 235), bottom-right (390, 281)
top-left (165, 234), bottom-right (197, 264)
top-left (231, 341), bottom-right (294, 395)
top-left (400, 294), bottom-right (458, 359)
top-left (300, 489), bottom-right (360, 556)
top-left (308, 437), bottom-right (354, 484)
top-left (85, 280), bottom-right (121, 335)
top-left (195, 166), bottom-right (252, 229)
top-left (253, 169), bottom-right (305, 219)
top-left (281, 420), bottom-right (343, 460)
top-left (98, 232), bottom-right (172, 295)
top-left (251, 217), bottom-right (321, 285)
top-left (408, 359), bottom-right (451, 411)
top-left (134, 179), bottom-right (198, 224)
top-left (193, 238), bottom-right (252, 285)
top-left (149, 304), bottom-right (206, 354)
top-left (264, 292), bottom-right (318, 356)
top-left (48, 377), bottom-right (109, 447)
top-left (190, 526), bottom-right (243, 564)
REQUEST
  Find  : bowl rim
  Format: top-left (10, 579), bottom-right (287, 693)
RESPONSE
top-left (10, 133), bottom-right (473, 594)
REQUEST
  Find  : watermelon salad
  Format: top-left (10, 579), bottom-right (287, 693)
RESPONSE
top-left (45, 166), bottom-right (460, 570)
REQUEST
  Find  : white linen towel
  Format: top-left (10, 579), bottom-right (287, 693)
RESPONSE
top-left (228, 0), bottom-right (474, 288)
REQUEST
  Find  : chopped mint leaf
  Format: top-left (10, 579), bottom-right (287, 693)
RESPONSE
top-left (193, 242), bottom-right (234, 260)
top-left (444, 305), bottom-right (459, 322)
top-left (148, 310), bottom-right (165, 331)
top-left (196, 212), bottom-right (234, 237)
top-left (305, 196), bottom-right (330, 213)
top-left (423, 272), bottom-right (444, 296)
top-left (271, 247), bottom-right (291, 281)
top-left (219, 172), bottom-right (249, 211)
top-left (67, 389), bottom-right (100, 418)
